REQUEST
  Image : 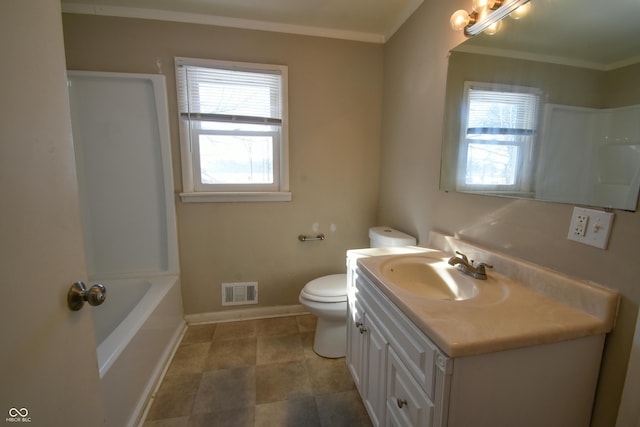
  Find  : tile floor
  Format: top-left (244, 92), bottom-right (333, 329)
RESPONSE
top-left (142, 315), bottom-right (373, 427)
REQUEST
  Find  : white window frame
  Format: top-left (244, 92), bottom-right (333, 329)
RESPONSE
top-left (456, 81), bottom-right (542, 194)
top-left (175, 57), bottom-right (291, 203)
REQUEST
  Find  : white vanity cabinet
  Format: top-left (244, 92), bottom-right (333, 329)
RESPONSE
top-left (347, 262), bottom-right (609, 427)
top-left (347, 269), bottom-right (452, 427)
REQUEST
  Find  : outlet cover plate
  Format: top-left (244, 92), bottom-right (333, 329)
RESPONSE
top-left (567, 207), bottom-right (614, 249)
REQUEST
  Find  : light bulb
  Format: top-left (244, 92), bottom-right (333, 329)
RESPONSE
top-left (472, 0), bottom-right (488, 12)
top-left (484, 19), bottom-right (502, 35)
top-left (510, 2), bottom-right (531, 19)
top-left (472, 0), bottom-right (499, 12)
top-left (450, 10), bottom-right (471, 31)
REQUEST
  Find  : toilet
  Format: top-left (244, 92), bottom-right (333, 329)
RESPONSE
top-left (299, 226), bottom-right (417, 358)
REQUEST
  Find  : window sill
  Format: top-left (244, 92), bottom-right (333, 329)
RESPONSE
top-left (180, 191), bottom-right (292, 203)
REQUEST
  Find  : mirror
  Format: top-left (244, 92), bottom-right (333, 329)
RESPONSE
top-left (441, 0), bottom-right (640, 210)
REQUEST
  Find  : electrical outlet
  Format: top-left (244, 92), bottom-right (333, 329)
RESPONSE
top-left (572, 214), bottom-right (588, 237)
top-left (567, 207), bottom-right (614, 249)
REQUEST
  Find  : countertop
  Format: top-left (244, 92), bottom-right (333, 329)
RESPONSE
top-left (349, 236), bottom-right (619, 358)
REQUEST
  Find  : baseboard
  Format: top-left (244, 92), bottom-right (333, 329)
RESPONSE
top-left (184, 304), bottom-right (310, 325)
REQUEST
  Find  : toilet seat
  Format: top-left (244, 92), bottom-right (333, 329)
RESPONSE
top-left (300, 274), bottom-right (347, 303)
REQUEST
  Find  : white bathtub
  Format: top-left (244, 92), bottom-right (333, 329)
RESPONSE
top-left (92, 275), bottom-right (185, 427)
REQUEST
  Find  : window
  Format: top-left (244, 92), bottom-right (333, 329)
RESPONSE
top-left (457, 82), bottom-right (541, 193)
top-left (176, 57), bottom-right (290, 202)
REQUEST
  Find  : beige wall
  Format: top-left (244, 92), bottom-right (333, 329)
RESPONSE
top-left (605, 62), bottom-right (640, 108)
top-left (379, 1), bottom-right (640, 425)
top-left (62, 14), bottom-right (384, 314)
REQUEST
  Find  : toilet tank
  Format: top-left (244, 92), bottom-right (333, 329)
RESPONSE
top-left (369, 226), bottom-right (417, 248)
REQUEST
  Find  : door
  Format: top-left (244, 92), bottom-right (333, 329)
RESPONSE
top-left (0, 1), bottom-right (104, 426)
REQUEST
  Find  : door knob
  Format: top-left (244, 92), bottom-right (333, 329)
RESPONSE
top-left (67, 281), bottom-right (106, 311)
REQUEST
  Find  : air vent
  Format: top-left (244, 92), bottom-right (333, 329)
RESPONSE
top-left (222, 282), bottom-right (258, 306)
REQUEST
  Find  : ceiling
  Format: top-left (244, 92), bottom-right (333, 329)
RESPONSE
top-left (60, 0), bottom-right (424, 43)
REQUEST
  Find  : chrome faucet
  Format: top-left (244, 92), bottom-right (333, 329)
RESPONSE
top-left (448, 251), bottom-right (493, 280)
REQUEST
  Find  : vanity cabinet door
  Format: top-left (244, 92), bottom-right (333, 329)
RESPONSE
top-left (349, 265), bottom-right (451, 427)
top-left (386, 347), bottom-right (434, 427)
top-left (362, 307), bottom-right (389, 427)
top-left (356, 273), bottom-right (447, 400)
top-left (346, 297), bottom-right (366, 394)
top-left (348, 295), bottom-right (389, 427)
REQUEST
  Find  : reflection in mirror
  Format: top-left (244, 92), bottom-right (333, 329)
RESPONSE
top-left (440, 0), bottom-right (640, 210)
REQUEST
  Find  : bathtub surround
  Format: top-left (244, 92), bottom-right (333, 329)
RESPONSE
top-left (68, 71), bottom-right (185, 426)
top-left (142, 315), bottom-right (371, 426)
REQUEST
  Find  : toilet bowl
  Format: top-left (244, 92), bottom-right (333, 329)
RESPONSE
top-left (299, 227), bottom-right (417, 358)
top-left (299, 274), bottom-right (348, 358)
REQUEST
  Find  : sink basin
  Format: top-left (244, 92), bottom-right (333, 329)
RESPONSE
top-left (379, 256), bottom-right (479, 301)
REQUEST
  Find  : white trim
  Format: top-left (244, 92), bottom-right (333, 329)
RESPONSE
top-left (456, 81), bottom-right (541, 193)
top-left (180, 191), bottom-right (292, 203)
top-left (176, 57), bottom-right (290, 200)
top-left (184, 304), bottom-right (309, 324)
top-left (61, 3), bottom-right (386, 43)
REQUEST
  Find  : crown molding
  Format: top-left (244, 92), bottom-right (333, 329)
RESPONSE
top-left (62, 3), bottom-right (388, 43)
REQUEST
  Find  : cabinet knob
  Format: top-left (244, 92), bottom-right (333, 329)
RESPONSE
top-left (358, 326), bottom-right (368, 334)
top-left (397, 398), bottom-right (408, 409)
top-left (355, 321), bottom-right (363, 328)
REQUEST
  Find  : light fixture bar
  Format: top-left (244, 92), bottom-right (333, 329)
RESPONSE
top-left (464, 0), bottom-right (531, 36)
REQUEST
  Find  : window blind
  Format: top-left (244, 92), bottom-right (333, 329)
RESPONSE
top-left (466, 87), bottom-right (539, 136)
top-left (176, 61), bottom-right (283, 126)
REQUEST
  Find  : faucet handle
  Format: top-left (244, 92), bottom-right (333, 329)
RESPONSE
top-left (455, 251), bottom-right (469, 262)
top-left (475, 262), bottom-right (493, 273)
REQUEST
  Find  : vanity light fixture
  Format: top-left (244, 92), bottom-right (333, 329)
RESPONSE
top-left (450, 0), bottom-right (532, 36)
top-left (483, 20), bottom-right (502, 36)
top-left (509, 2), bottom-right (531, 19)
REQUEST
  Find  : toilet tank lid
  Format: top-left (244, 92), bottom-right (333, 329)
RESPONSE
top-left (369, 226), bottom-right (416, 246)
top-left (303, 274), bottom-right (347, 298)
